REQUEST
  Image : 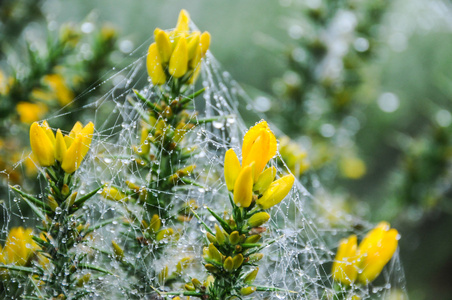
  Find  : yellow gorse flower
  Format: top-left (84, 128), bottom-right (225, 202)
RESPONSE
top-left (16, 102), bottom-right (48, 124)
top-left (357, 222), bottom-right (399, 284)
top-left (332, 222), bottom-right (399, 285)
top-left (0, 227), bottom-right (38, 266)
top-left (331, 235), bottom-right (359, 285)
top-left (30, 121), bottom-right (94, 173)
top-left (224, 120), bottom-right (295, 209)
top-left (146, 9), bottom-right (211, 85)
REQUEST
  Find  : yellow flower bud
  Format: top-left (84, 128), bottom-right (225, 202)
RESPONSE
top-left (147, 43), bottom-right (166, 85)
top-left (61, 135), bottom-right (83, 174)
top-left (229, 231), bottom-right (240, 245)
top-left (61, 122), bottom-right (94, 173)
top-left (257, 174), bottom-right (295, 209)
top-left (245, 234), bottom-right (261, 244)
top-left (187, 32), bottom-right (200, 60)
top-left (30, 122), bottom-right (55, 167)
top-left (208, 243), bottom-right (223, 263)
top-left (156, 228), bottom-right (174, 241)
top-left (169, 35), bottom-right (188, 78)
top-left (233, 165), bottom-right (253, 208)
top-left (248, 212), bottom-right (271, 228)
top-left (200, 31), bottom-right (211, 57)
top-left (357, 222), bottom-right (399, 284)
top-left (42, 121), bottom-right (56, 146)
top-left (240, 286), bottom-right (256, 296)
top-left (206, 232), bottom-right (217, 244)
top-left (175, 9), bottom-right (190, 35)
top-left (254, 167), bottom-right (276, 193)
top-left (192, 278), bottom-right (202, 289)
top-left (112, 240), bottom-right (125, 260)
top-left (232, 254), bottom-right (244, 270)
top-left (332, 235), bottom-right (358, 285)
top-left (154, 28), bottom-right (172, 63)
top-left (223, 256), bottom-right (234, 272)
top-left (76, 273), bottom-right (91, 287)
top-left (102, 187), bottom-right (128, 202)
top-left (224, 149), bottom-right (241, 191)
top-left (242, 121), bottom-right (277, 181)
top-left (248, 253), bottom-right (264, 263)
top-left (215, 224), bottom-right (226, 245)
top-left (243, 267), bottom-right (259, 285)
top-left (65, 121), bottom-right (83, 147)
top-left (55, 129), bottom-right (67, 162)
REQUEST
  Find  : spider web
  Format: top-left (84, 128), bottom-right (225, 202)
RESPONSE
top-left (1, 25), bottom-right (407, 300)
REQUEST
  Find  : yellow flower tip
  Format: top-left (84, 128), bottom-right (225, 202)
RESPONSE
top-left (187, 32), bottom-right (200, 60)
top-left (254, 166), bottom-right (277, 193)
top-left (55, 129), bottom-right (67, 162)
top-left (242, 120), bottom-right (277, 179)
top-left (224, 149), bottom-right (241, 191)
top-left (154, 28), bottom-right (172, 63)
top-left (169, 36), bottom-right (188, 78)
top-left (200, 31), bottom-right (211, 57)
top-left (358, 223), bottom-right (399, 284)
top-left (61, 134), bottom-right (84, 173)
top-left (30, 122), bottom-right (55, 167)
top-left (332, 235), bottom-right (359, 285)
top-left (80, 121), bottom-right (95, 157)
top-left (256, 174), bottom-right (295, 210)
top-left (176, 9), bottom-right (191, 34)
top-left (233, 165), bottom-right (254, 208)
top-left (42, 120), bottom-right (56, 146)
top-left (147, 43), bottom-right (167, 85)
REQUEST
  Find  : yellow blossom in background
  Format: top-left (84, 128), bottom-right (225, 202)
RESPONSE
top-left (0, 70), bottom-right (14, 95)
top-left (146, 9), bottom-right (211, 85)
top-left (0, 227), bottom-right (38, 267)
top-left (278, 136), bottom-right (309, 177)
top-left (32, 73), bottom-right (74, 106)
top-left (16, 102), bottom-right (48, 124)
top-left (339, 156), bottom-right (366, 179)
top-left (30, 121), bottom-right (94, 173)
top-left (331, 222), bottom-right (399, 285)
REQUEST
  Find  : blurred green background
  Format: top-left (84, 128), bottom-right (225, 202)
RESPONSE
top-left (2, 0), bottom-right (452, 299)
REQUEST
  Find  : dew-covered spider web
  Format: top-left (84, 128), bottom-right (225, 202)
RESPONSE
top-left (1, 23), bottom-right (407, 300)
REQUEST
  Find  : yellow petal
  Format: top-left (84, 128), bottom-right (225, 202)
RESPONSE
top-left (42, 121), bottom-right (56, 146)
top-left (256, 174), bottom-right (295, 209)
top-left (61, 135), bottom-right (83, 173)
top-left (200, 31), bottom-right (211, 57)
top-left (332, 235), bottom-right (359, 285)
top-left (147, 43), bottom-right (167, 85)
top-left (248, 212), bottom-right (270, 227)
top-left (224, 149), bottom-right (241, 191)
top-left (358, 222), bottom-right (399, 284)
top-left (254, 167), bottom-right (277, 193)
top-left (169, 36), bottom-right (188, 78)
top-left (242, 120), bottom-right (277, 179)
top-left (65, 121), bottom-right (83, 147)
top-left (154, 28), bottom-right (172, 63)
top-left (187, 32), bottom-right (200, 60)
top-left (30, 122), bottom-right (55, 167)
top-left (233, 165), bottom-right (253, 208)
top-left (79, 121), bottom-right (94, 158)
top-left (55, 129), bottom-right (67, 162)
top-left (175, 9), bottom-right (190, 35)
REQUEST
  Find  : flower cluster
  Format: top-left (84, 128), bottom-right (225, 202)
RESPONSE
top-left (30, 121), bottom-right (94, 173)
top-left (147, 9), bottom-right (211, 85)
top-left (188, 120), bottom-right (295, 299)
top-left (332, 222), bottom-right (399, 285)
